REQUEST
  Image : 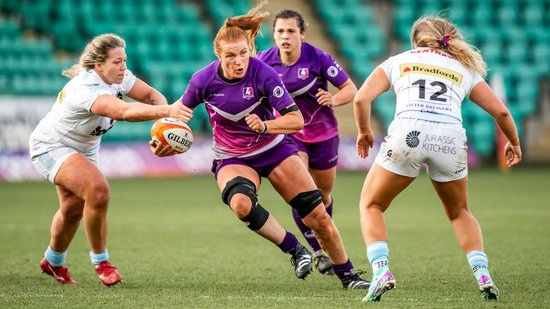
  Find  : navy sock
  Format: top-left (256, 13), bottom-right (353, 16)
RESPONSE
top-left (277, 231), bottom-right (300, 254)
top-left (332, 259), bottom-right (354, 280)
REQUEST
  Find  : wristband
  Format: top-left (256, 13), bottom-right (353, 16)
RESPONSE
top-left (260, 122), bottom-right (269, 134)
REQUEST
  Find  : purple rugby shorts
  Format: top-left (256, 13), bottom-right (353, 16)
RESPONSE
top-left (212, 135), bottom-right (299, 178)
top-left (288, 135), bottom-right (339, 170)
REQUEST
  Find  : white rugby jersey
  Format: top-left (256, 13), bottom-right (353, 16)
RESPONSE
top-left (29, 68), bottom-right (136, 156)
top-left (379, 47), bottom-right (484, 124)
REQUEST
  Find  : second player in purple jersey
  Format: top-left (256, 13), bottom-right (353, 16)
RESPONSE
top-left (257, 9), bottom-right (358, 276)
top-left (258, 42), bottom-right (349, 143)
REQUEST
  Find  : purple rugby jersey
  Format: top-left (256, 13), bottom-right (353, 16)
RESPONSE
top-left (182, 57), bottom-right (294, 159)
top-left (257, 42), bottom-right (349, 143)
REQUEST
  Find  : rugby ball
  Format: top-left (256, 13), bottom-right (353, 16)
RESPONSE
top-left (150, 118), bottom-right (193, 154)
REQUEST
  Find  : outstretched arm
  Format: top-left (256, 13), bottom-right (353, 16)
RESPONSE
top-left (126, 78), bottom-right (168, 105)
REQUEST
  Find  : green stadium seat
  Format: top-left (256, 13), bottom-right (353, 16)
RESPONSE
top-left (0, 19), bottom-right (20, 40)
top-left (532, 44), bottom-right (550, 75)
top-left (506, 44), bottom-right (529, 64)
top-left (0, 75), bottom-right (8, 93)
top-left (394, 7), bottom-right (414, 40)
top-left (481, 44), bottom-right (504, 64)
top-left (497, 6), bottom-right (519, 25)
top-left (522, 5), bottom-right (545, 26)
top-left (0, 0), bottom-right (18, 12)
top-left (471, 120), bottom-right (495, 156)
top-left (470, 4), bottom-right (494, 27)
top-left (373, 92), bottom-right (396, 130)
top-left (448, 8), bottom-right (467, 27)
top-left (19, 1), bottom-right (52, 32)
top-left (52, 21), bottom-right (85, 52)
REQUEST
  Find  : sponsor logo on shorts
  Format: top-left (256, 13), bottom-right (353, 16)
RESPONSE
top-left (399, 63), bottom-right (463, 85)
top-left (386, 149), bottom-right (398, 160)
top-left (454, 167), bottom-right (466, 174)
top-left (422, 133), bottom-right (457, 154)
top-left (405, 130), bottom-right (421, 148)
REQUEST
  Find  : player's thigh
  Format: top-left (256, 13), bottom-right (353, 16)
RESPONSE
top-left (309, 166), bottom-right (336, 196)
top-left (54, 153), bottom-right (109, 201)
top-left (216, 164), bottom-right (261, 192)
top-left (297, 151), bottom-right (309, 166)
top-left (361, 163), bottom-right (415, 210)
top-left (430, 176), bottom-right (469, 219)
top-left (268, 155), bottom-right (317, 202)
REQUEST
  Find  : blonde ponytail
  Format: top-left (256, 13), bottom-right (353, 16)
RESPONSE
top-left (411, 16), bottom-right (487, 77)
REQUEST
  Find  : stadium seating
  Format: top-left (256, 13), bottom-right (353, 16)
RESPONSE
top-left (0, 0), bottom-right (214, 140)
top-left (313, 0), bottom-right (386, 82)
top-left (1, 0), bottom-right (548, 155)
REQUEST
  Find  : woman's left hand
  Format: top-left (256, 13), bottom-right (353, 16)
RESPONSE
top-left (356, 131), bottom-right (375, 158)
top-left (316, 88), bottom-right (334, 107)
top-left (504, 142), bottom-right (522, 167)
top-left (149, 140), bottom-right (178, 157)
top-left (245, 114), bottom-right (268, 134)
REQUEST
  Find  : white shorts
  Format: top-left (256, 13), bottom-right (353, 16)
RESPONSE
top-left (31, 146), bottom-right (99, 183)
top-left (375, 118), bottom-right (468, 182)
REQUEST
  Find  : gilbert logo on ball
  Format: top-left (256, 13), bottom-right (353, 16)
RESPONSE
top-left (151, 118), bottom-right (193, 153)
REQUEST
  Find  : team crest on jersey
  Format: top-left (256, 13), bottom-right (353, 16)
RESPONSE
top-left (327, 65), bottom-right (339, 77)
top-left (242, 87), bottom-right (254, 100)
top-left (273, 86), bottom-right (284, 98)
top-left (297, 68), bottom-right (309, 80)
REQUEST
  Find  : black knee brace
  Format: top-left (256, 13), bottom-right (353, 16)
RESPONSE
top-left (221, 176), bottom-right (258, 206)
top-left (289, 189), bottom-right (323, 218)
top-left (221, 176), bottom-right (268, 231)
top-left (241, 203), bottom-right (270, 231)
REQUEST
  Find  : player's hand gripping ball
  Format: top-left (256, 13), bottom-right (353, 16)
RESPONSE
top-left (151, 118), bottom-right (193, 154)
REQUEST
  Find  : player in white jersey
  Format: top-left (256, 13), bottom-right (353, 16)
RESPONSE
top-left (353, 16), bottom-right (521, 302)
top-left (29, 33), bottom-right (191, 286)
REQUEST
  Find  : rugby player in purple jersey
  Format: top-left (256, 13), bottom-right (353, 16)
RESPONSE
top-left (152, 1), bottom-right (368, 289)
top-left (258, 9), bottom-right (358, 276)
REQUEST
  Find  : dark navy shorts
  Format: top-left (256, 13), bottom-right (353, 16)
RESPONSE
top-left (288, 135), bottom-right (339, 170)
top-left (212, 135), bottom-right (299, 178)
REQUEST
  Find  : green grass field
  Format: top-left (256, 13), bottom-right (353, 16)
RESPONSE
top-left (1, 167), bottom-right (549, 308)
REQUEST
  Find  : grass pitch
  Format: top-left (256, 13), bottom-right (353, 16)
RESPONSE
top-left (1, 167), bottom-right (549, 308)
